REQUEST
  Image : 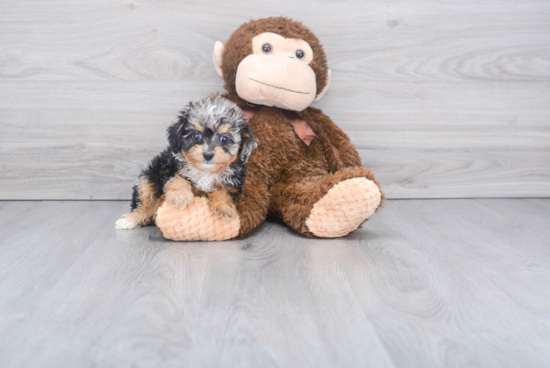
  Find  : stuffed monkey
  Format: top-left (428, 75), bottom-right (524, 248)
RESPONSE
top-left (155, 17), bottom-right (384, 240)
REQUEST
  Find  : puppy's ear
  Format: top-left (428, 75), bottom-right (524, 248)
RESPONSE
top-left (167, 110), bottom-right (188, 153)
top-left (239, 123), bottom-right (256, 163)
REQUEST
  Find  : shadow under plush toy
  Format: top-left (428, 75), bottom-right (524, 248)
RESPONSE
top-left (155, 16), bottom-right (385, 240)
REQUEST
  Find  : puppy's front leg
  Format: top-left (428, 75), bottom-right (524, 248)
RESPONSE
top-left (164, 176), bottom-right (194, 209)
top-left (208, 190), bottom-right (238, 219)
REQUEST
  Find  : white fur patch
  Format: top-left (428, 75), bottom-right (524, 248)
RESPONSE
top-left (179, 164), bottom-right (236, 192)
top-left (115, 216), bottom-right (138, 230)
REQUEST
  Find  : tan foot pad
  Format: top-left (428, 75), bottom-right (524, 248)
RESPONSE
top-left (156, 197), bottom-right (240, 241)
top-left (305, 178), bottom-right (381, 238)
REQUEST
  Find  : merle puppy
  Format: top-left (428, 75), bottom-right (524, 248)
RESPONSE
top-left (116, 95), bottom-right (256, 230)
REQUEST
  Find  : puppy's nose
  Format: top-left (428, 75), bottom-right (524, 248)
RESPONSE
top-left (203, 152), bottom-right (214, 161)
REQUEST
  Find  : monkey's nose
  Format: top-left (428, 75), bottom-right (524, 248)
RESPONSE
top-left (203, 152), bottom-right (214, 161)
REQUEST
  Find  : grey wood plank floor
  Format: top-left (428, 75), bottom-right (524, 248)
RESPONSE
top-left (0, 199), bottom-right (549, 368)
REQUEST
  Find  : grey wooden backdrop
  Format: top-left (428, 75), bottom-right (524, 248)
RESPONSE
top-left (1, 0), bottom-right (549, 200)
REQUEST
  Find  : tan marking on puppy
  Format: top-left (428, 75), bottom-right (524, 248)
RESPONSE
top-left (227, 187), bottom-right (240, 196)
top-left (208, 189), bottom-right (238, 219)
top-left (183, 146), bottom-right (237, 174)
top-left (115, 181), bottom-right (162, 229)
top-left (210, 146), bottom-right (238, 174)
top-left (192, 187), bottom-right (209, 198)
top-left (190, 120), bottom-right (204, 132)
top-left (164, 176), bottom-right (194, 208)
top-left (216, 124), bottom-right (231, 135)
top-left (139, 181), bottom-right (157, 206)
top-left (182, 146), bottom-right (205, 169)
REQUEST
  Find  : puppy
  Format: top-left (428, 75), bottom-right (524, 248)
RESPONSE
top-left (116, 95), bottom-right (256, 230)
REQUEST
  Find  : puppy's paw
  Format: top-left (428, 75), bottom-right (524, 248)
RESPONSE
top-left (209, 201), bottom-right (238, 219)
top-left (115, 214), bottom-right (139, 230)
top-left (166, 189), bottom-right (194, 209)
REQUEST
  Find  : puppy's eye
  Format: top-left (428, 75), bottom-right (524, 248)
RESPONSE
top-left (193, 132), bottom-right (202, 141)
top-left (262, 43), bottom-right (272, 54)
top-left (295, 50), bottom-right (304, 59)
top-left (218, 135), bottom-right (228, 144)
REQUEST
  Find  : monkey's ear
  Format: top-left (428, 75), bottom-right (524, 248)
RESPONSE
top-left (213, 41), bottom-right (225, 78)
top-left (314, 69), bottom-right (331, 101)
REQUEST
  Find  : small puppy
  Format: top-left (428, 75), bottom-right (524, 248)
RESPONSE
top-left (116, 95), bottom-right (256, 230)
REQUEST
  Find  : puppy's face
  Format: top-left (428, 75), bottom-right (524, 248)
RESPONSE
top-left (168, 97), bottom-right (255, 174)
top-left (180, 120), bottom-right (240, 174)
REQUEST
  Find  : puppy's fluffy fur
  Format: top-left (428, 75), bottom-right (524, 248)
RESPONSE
top-left (116, 95), bottom-right (256, 230)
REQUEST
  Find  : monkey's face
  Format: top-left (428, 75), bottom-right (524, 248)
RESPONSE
top-left (234, 32), bottom-right (318, 111)
top-left (213, 18), bottom-right (332, 111)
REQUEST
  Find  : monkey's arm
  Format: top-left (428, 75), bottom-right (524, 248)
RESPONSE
top-left (232, 107), bottom-right (283, 237)
top-left (305, 107), bottom-right (362, 168)
top-left (234, 173), bottom-right (270, 238)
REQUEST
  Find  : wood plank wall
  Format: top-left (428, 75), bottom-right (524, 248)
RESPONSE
top-left (1, 0), bottom-right (549, 199)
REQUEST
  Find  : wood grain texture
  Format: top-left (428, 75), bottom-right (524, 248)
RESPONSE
top-left (1, 0), bottom-right (549, 199)
top-left (0, 199), bottom-right (549, 367)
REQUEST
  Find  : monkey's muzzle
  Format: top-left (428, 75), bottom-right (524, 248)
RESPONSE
top-left (235, 54), bottom-right (317, 111)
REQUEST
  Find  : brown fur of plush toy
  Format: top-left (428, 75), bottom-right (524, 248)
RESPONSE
top-left (228, 105), bottom-right (385, 238)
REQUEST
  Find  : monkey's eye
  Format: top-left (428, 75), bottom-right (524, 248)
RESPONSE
top-left (193, 132), bottom-right (202, 141)
top-left (262, 43), bottom-right (272, 54)
top-left (295, 50), bottom-right (305, 59)
top-left (218, 135), bottom-right (228, 144)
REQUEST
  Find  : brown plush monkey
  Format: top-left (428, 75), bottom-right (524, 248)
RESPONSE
top-left (155, 17), bottom-right (384, 240)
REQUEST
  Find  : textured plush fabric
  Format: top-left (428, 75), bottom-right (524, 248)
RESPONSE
top-left (305, 178), bottom-right (382, 237)
top-left (156, 197), bottom-right (240, 241)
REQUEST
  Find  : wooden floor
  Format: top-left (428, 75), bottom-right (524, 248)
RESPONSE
top-left (1, 199), bottom-right (549, 367)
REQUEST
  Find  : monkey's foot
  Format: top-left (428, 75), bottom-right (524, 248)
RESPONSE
top-left (156, 197), bottom-right (240, 241)
top-left (305, 178), bottom-right (381, 238)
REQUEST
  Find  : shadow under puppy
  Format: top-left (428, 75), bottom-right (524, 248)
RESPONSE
top-left (116, 95), bottom-right (256, 230)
